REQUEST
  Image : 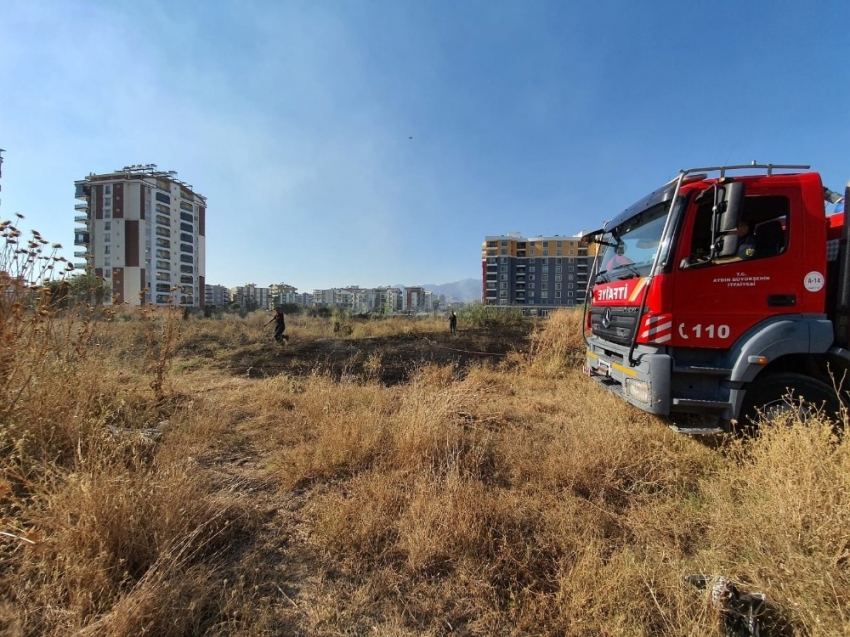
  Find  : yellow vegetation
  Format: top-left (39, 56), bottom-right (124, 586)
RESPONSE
top-left (1, 292), bottom-right (848, 635)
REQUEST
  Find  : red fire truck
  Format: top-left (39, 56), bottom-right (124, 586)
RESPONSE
top-left (583, 162), bottom-right (849, 433)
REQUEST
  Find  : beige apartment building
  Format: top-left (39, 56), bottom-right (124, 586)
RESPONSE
top-left (74, 165), bottom-right (206, 306)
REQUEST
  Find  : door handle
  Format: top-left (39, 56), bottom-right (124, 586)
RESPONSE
top-left (767, 294), bottom-right (796, 307)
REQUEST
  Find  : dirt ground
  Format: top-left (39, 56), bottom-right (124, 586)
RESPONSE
top-left (218, 325), bottom-right (534, 383)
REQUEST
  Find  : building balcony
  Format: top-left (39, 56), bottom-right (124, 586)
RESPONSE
top-left (74, 232), bottom-right (89, 246)
top-left (74, 203), bottom-right (89, 211)
top-left (74, 251), bottom-right (88, 259)
top-left (75, 215), bottom-right (89, 224)
top-left (74, 262), bottom-right (88, 270)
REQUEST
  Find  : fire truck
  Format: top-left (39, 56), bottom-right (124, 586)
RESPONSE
top-left (582, 163), bottom-right (849, 433)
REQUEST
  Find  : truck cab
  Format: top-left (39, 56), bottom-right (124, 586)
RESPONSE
top-left (583, 163), bottom-right (849, 433)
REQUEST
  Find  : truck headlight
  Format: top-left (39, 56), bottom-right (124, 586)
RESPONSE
top-left (625, 378), bottom-right (651, 404)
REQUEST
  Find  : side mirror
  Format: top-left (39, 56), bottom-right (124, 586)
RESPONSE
top-left (716, 181), bottom-right (745, 233)
top-left (709, 181), bottom-right (746, 259)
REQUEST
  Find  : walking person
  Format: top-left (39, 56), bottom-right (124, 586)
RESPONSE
top-left (448, 310), bottom-right (457, 335)
top-left (265, 307), bottom-right (289, 343)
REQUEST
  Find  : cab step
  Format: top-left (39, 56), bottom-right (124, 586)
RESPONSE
top-left (668, 424), bottom-right (725, 435)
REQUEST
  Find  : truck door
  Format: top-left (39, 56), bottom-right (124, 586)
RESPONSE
top-left (670, 187), bottom-right (804, 348)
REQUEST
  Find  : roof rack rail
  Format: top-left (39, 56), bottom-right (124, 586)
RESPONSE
top-left (678, 161), bottom-right (810, 181)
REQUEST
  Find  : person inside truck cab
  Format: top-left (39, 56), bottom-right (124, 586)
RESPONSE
top-left (604, 242), bottom-right (634, 270)
top-left (736, 219), bottom-right (757, 259)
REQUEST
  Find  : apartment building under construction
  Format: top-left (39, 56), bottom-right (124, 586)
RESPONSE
top-left (481, 232), bottom-right (597, 310)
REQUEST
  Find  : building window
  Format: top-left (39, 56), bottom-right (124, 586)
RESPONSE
top-left (180, 232), bottom-right (193, 243)
top-left (542, 275), bottom-right (548, 282)
top-left (104, 197), bottom-right (112, 207)
top-left (104, 221), bottom-right (111, 231)
top-left (180, 265), bottom-right (193, 274)
top-left (103, 233), bottom-right (110, 243)
top-left (499, 290), bottom-right (507, 298)
top-left (556, 241), bottom-right (562, 247)
top-left (555, 283), bottom-right (562, 290)
top-left (501, 240), bottom-right (508, 246)
top-left (104, 257), bottom-right (111, 267)
top-left (500, 282), bottom-right (507, 289)
top-left (500, 274), bottom-right (508, 281)
top-left (181, 243), bottom-right (193, 254)
top-left (103, 245), bottom-right (110, 255)
top-left (180, 254), bottom-right (193, 264)
top-left (542, 265), bottom-right (549, 273)
top-left (156, 260), bottom-right (170, 270)
top-left (555, 291), bottom-right (562, 299)
top-left (105, 185), bottom-right (112, 195)
top-left (180, 222), bottom-right (193, 232)
top-left (104, 268), bottom-right (111, 278)
top-left (155, 192), bottom-right (170, 204)
top-left (543, 241), bottom-right (549, 247)
top-left (555, 274), bottom-right (562, 282)
top-left (501, 249), bottom-right (507, 255)
top-left (180, 212), bottom-right (193, 223)
top-left (556, 250), bottom-right (562, 256)
top-left (543, 249), bottom-right (549, 256)
top-left (500, 265), bottom-right (508, 272)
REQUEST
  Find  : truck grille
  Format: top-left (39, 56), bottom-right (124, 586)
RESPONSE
top-left (590, 306), bottom-right (641, 346)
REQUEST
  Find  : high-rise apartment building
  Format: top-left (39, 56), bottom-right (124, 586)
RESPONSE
top-left (74, 165), bottom-right (206, 306)
top-left (481, 232), bottom-right (597, 310)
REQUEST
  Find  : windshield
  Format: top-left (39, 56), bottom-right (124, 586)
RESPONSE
top-left (595, 202), bottom-right (669, 283)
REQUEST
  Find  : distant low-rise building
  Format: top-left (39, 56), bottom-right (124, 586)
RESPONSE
top-left (270, 283), bottom-right (298, 307)
top-left (205, 284), bottom-right (231, 307)
top-left (229, 283), bottom-right (270, 310)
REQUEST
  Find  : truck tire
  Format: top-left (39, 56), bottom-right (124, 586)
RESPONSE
top-left (738, 372), bottom-right (843, 435)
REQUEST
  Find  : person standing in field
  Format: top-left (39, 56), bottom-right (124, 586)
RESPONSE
top-left (265, 307), bottom-right (289, 343)
top-left (449, 310), bottom-right (457, 334)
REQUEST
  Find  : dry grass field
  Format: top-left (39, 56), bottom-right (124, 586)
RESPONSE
top-left (2, 264), bottom-right (849, 634)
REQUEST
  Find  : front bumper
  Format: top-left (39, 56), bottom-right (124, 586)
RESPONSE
top-left (584, 338), bottom-right (671, 416)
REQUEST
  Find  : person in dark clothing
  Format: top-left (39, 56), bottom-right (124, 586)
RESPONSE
top-left (735, 220), bottom-right (757, 259)
top-left (265, 307), bottom-right (289, 343)
top-left (449, 310), bottom-right (457, 334)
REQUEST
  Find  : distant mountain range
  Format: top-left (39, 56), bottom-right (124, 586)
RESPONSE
top-left (421, 278), bottom-right (481, 303)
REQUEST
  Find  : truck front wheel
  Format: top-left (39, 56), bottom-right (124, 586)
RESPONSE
top-left (738, 372), bottom-right (844, 435)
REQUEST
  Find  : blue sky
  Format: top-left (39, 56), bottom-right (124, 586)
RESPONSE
top-left (1, 0), bottom-right (849, 291)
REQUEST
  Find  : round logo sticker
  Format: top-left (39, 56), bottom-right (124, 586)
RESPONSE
top-left (804, 271), bottom-right (825, 292)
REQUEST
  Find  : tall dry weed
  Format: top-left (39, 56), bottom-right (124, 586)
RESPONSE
top-left (526, 308), bottom-right (587, 376)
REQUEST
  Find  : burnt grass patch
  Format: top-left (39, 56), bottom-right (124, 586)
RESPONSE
top-left (219, 325), bottom-right (534, 384)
